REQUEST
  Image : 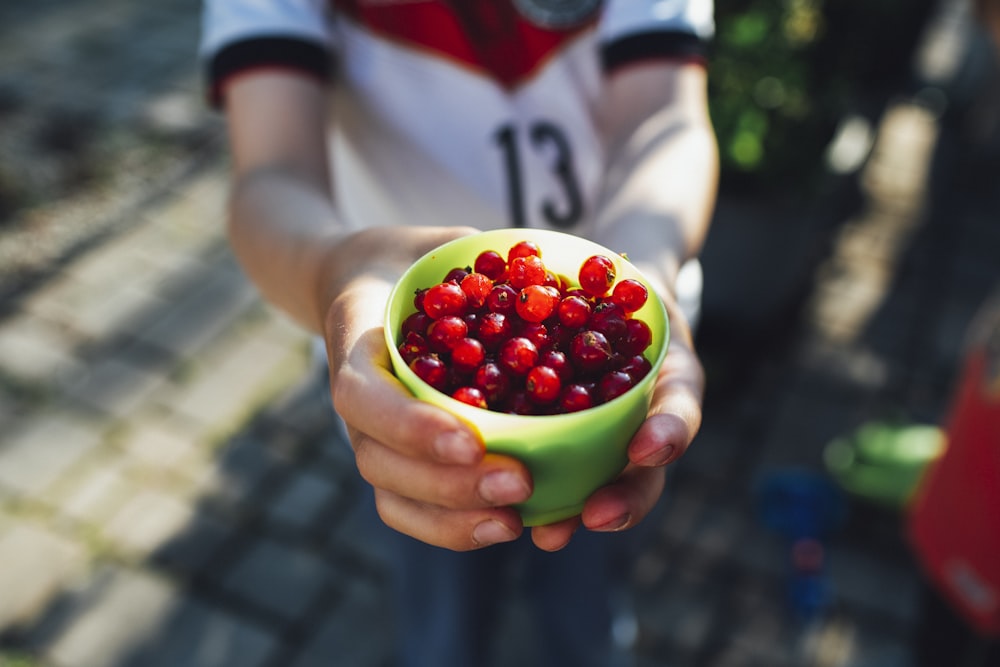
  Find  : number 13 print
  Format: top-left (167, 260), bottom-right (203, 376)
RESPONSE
top-left (494, 121), bottom-right (584, 228)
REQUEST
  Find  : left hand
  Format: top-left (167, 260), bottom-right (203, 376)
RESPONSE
top-left (530, 293), bottom-right (704, 551)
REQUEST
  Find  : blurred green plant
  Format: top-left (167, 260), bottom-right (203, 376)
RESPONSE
top-left (709, 0), bottom-right (937, 194)
top-left (0, 653), bottom-right (41, 667)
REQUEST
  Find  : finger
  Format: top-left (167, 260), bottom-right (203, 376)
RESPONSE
top-left (374, 488), bottom-right (524, 551)
top-left (332, 324), bottom-right (485, 465)
top-left (530, 515), bottom-right (581, 552)
top-left (353, 436), bottom-right (532, 510)
top-left (581, 464), bottom-right (666, 532)
top-left (628, 322), bottom-right (704, 467)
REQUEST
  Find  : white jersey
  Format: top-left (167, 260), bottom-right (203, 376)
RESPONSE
top-left (200, 0), bottom-right (714, 235)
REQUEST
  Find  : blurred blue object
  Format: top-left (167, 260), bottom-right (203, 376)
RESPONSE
top-left (754, 468), bottom-right (847, 620)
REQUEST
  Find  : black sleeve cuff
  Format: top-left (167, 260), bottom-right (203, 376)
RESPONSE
top-left (602, 31), bottom-right (710, 72)
top-left (206, 36), bottom-right (333, 108)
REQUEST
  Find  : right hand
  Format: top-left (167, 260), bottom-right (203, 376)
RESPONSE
top-left (322, 226), bottom-right (535, 551)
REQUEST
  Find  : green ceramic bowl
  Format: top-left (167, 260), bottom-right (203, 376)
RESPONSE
top-left (384, 229), bottom-right (670, 526)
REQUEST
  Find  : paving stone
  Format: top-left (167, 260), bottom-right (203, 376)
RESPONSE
top-left (0, 384), bottom-right (29, 436)
top-left (150, 510), bottom-right (233, 577)
top-left (263, 371), bottom-right (347, 450)
top-left (325, 476), bottom-right (394, 572)
top-left (22, 274), bottom-right (105, 333)
top-left (826, 545), bottom-right (922, 625)
top-left (195, 436), bottom-right (285, 514)
top-left (0, 313), bottom-right (83, 387)
top-left (56, 459), bottom-right (137, 527)
top-left (656, 481), bottom-right (710, 547)
top-left (62, 350), bottom-right (167, 419)
top-left (40, 566), bottom-right (276, 667)
top-left (265, 469), bottom-right (339, 533)
top-left (220, 537), bottom-right (330, 623)
top-left (676, 424), bottom-right (748, 487)
top-left (686, 505), bottom-right (750, 562)
top-left (844, 622), bottom-right (917, 667)
top-left (102, 490), bottom-right (196, 560)
top-left (706, 610), bottom-right (796, 667)
top-left (141, 168), bottom-right (228, 242)
top-left (135, 264), bottom-right (258, 360)
top-left (73, 285), bottom-right (173, 345)
top-left (635, 581), bottom-right (715, 658)
top-left (0, 410), bottom-right (104, 499)
top-left (121, 596), bottom-right (277, 667)
top-left (164, 328), bottom-right (308, 430)
top-left (0, 524), bottom-right (88, 633)
top-left (289, 574), bottom-right (394, 667)
top-left (64, 237), bottom-right (170, 293)
top-left (117, 416), bottom-right (201, 474)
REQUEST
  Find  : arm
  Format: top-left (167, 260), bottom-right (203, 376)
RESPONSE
top-left (532, 60), bottom-right (718, 550)
top-left (222, 71), bottom-right (533, 552)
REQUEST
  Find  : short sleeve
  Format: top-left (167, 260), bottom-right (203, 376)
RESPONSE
top-left (600, 0), bottom-right (715, 72)
top-left (200, 0), bottom-right (336, 108)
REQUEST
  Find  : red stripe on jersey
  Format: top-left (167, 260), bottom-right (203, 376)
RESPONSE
top-left (333, 0), bottom-right (597, 88)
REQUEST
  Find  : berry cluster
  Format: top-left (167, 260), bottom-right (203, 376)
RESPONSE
top-left (396, 240), bottom-right (656, 415)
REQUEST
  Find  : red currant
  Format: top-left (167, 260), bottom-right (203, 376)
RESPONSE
top-left (518, 321), bottom-right (551, 351)
top-left (413, 288), bottom-right (427, 312)
top-left (473, 361), bottom-right (510, 406)
top-left (618, 354), bottom-right (652, 382)
top-left (410, 354), bottom-right (448, 391)
top-left (461, 272), bottom-right (493, 309)
top-left (477, 312), bottom-right (512, 350)
top-left (498, 336), bottom-right (539, 376)
top-left (443, 266), bottom-right (471, 284)
top-left (398, 331), bottom-right (429, 364)
top-left (486, 283), bottom-right (518, 316)
top-left (557, 295), bottom-right (592, 329)
top-left (506, 390), bottom-right (536, 415)
top-left (597, 370), bottom-right (634, 403)
top-left (569, 330), bottom-right (613, 375)
top-left (451, 337), bottom-right (485, 374)
top-left (452, 386), bottom-right (488, 408)
top-left (589, 301), bottom-right (627, 343)
top-left (525, 365), bottom-right (562, 404)
top-left (516, 284), bottom-right (559, 323)
top-left (611, 278), bottom-right (648, 313)
top-left (401, 311), bottom-right (432, 338)
top-left (474, 250), bottom-right (507, 281)
top-left (539, 349), bottom-right (573, 383)
top-left (426, 315), bottom-right (468, 353)
top-left (423, 282), bottom-right (468, 319)
top-left (507, 240), bottom-right (541, 263)
top-left (619, 318), bottom-right (653, 356)
top-left (508, 255), bottom-right (546, 289)
top-left (579, 255), bottom-right (616, 297)
top-left (559, 384), bottom-right (595, 413)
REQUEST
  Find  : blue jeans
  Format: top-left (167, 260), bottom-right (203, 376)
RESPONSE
top-left (342, 465), bottom-right (657, 667)
top-left (389, 525), bottom-right (643, 667)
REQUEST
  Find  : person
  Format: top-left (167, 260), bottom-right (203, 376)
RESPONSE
top-left (198, 2), bottom-right (719, 664)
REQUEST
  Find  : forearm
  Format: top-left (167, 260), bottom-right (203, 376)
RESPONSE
top-left (590, 63), bottom-right (719, 301)
top-left (227, 168), bottom-right (346, 333)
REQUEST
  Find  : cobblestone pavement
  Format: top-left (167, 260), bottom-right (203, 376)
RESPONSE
top-left (2, 1), bottom-right (1000, 667)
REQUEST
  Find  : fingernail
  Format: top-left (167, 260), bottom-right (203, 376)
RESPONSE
top-left (472, 519), bottom-right (517, 547)
top-left (478, 471), bottom-right (531, 506)
top-left (638, 444), bottom-right (675, 467)
top-left (593, 513), bottom-right (631, 532)
top-left (434, 431), bottom-right (480, 464)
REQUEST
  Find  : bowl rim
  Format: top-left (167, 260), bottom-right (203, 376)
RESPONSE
top-left (383, 228), bottom-right (671, 424)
